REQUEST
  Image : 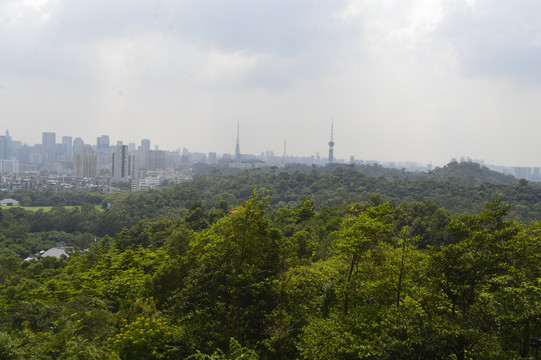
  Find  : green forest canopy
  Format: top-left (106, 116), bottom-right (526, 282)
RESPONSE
top-left (0, 162), bottom-right (540, 359)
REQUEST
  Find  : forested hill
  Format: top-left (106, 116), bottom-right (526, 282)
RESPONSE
top-left (192, 161), bottom-right (428, 180)
top-left (187, 161), bottom-right (533, 220)
top-left (193, 160), bottom-right (517, 185)
top-left (427, 161), bottom-right (517, 185)
top-left (1, 162), bottom-right (541, 358)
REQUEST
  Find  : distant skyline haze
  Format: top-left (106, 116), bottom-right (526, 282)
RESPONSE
top-left (2, 0), bottom-right (541, 166)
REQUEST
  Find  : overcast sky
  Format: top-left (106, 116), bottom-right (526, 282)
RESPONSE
top-left (1, 0), bottom-right (541, 166)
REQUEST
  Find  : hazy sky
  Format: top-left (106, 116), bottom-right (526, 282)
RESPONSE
top-left (2, 0), bottom-right (541, 166)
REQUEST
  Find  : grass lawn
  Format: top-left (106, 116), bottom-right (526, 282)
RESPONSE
top-left (13, 205), bottom-right (103, 212)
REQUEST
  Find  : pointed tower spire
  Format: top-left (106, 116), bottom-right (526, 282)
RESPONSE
top-left (328, 118), bottom-right (335, 163)
top-left (234, 123), bottom-right (241, 162)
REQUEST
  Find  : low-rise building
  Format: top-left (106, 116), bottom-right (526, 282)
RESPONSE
top-left (0, 198), bottom-right (20, 206)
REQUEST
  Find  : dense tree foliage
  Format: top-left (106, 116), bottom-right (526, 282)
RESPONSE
top-left (0, 163), bottom-right (540, 358)
top-left (1, 162), bottom-right (539, 253)
top-left (428, 161), bottom-right (517, 185)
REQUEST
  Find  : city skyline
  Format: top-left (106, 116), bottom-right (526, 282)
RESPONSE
top-left (0, 127), bottom-right (539, 170)
top-left (0, 126), bottom-right (540, 169)
top-left (3, 127), bottom-right (541, 183)
top-left (2, 1), bottom-right (541, 166)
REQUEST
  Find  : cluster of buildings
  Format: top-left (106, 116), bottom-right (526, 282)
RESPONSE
top-left (0, 127), bottom-right (328, 193)
top-left (0, 131), bottom-right (198, 192)
top-left (0, 127), bottom-right (337, 188)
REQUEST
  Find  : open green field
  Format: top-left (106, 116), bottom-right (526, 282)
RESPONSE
top-left (10, 205), bottom-right (102, 212)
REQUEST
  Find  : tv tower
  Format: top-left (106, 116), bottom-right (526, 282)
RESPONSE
top-left (328, 119), bottom-right (334, 163)
top-left (234, 123), bottom-right (241, 162)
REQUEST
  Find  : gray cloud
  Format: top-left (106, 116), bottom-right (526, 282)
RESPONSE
top-left (440, 0), bottom-right (541, 82)
top-left (1, 0), bottom-right (354, 90)
top-left (2, 0), bottom-right (541, 166)
top-left (51, 0), bottom-right (349, 55)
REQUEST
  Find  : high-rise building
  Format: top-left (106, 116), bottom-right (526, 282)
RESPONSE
top-left (0, 130), bottom-right (13, 160)
top-left (74, 153), bottom-right (97, 178)
top-left (97, 135), bottom-right (110, 151)
top-left (73, 137), bottom-right (84, 156)
top-left (145, 150), bottom-right (166, 170)
top-left (138, 139), bottom-right (151, 169)
top-left (208, 152), bottom-right (217, 165)
top-left (61, 136), bottom-right (73, 161)
top-left (328, 120), bottom-right (334, 164)
top-left (16, 145), bottom-right (30, 164)
top-left (112, 141), bottom-right (136, 182)
top-left (0, 135), bottom-right (6, 160)
top-left (141, 139), bottom-right (150, 152)
top-left (234, 123), bottom-right (241, 162)
top-left (42, 132), bottom-right (56, 168)
top-left (97, 135), bottom-right (111, 171)
top-left (0, 158), bottom-right (19, 174)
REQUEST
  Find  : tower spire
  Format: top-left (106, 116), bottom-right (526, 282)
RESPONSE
top-left (328, 118), bottom-right (335, 163)
top-left (235, 123), bottom-right (241, 162)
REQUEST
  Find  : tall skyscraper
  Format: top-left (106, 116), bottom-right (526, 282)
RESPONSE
top-left (97, 135), bottom-right (111, 171)
top-left (73, 137), bottom-right (84, 156)
top-left (328, 120), bottom-right (334, 164)
top-left (141, 139), bottom-right (150, 152)
top-left (61, 136), bottom-right (73, 161)
top-left (74, 153), bottom-right (97, 178)
top-left (112, 141), bottom-right (136, 182)
top-left (0, 132), bottom-right (7, 160)
top-left (0, 135), bottom-right (4, 160)
top-left (0, 130), bottom-right (13, 160)
top-left (42, 132), bottom-right (56, 168)
top-left (97, 135), bottom-right (110, 151)
top-left (234, 123), bottom-right (241, 162)
top-left (138, 139), bottom-right (151, 169)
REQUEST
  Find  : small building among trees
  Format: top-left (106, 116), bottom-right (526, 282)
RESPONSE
top-left (0, 198), bottom-right (20, 206)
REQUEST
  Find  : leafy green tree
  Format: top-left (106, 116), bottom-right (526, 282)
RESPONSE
top-left (184, 200), bottom-right (210, 231)
top-left (295, 196), bottom-right (316, 223)
top-left (169, 191), bottom-right (282, 355)
top-left (421, 199), bottom-right (539, 359)
top-left (111, 316), bottom-right (173, 360)
top-left (335, 204), bottom-right (393, 316)
top-left (190, 338), bottom-right (259, 360)
top-left (394, 200), bottom-right (451, 247)
top-left (265, 258), bottom-right (342, 358)
top-left (0, 331), bottom-right (22, 360)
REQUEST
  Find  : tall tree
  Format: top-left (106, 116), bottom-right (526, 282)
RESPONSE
top-left (169, 191), bottom-right (282, 356)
